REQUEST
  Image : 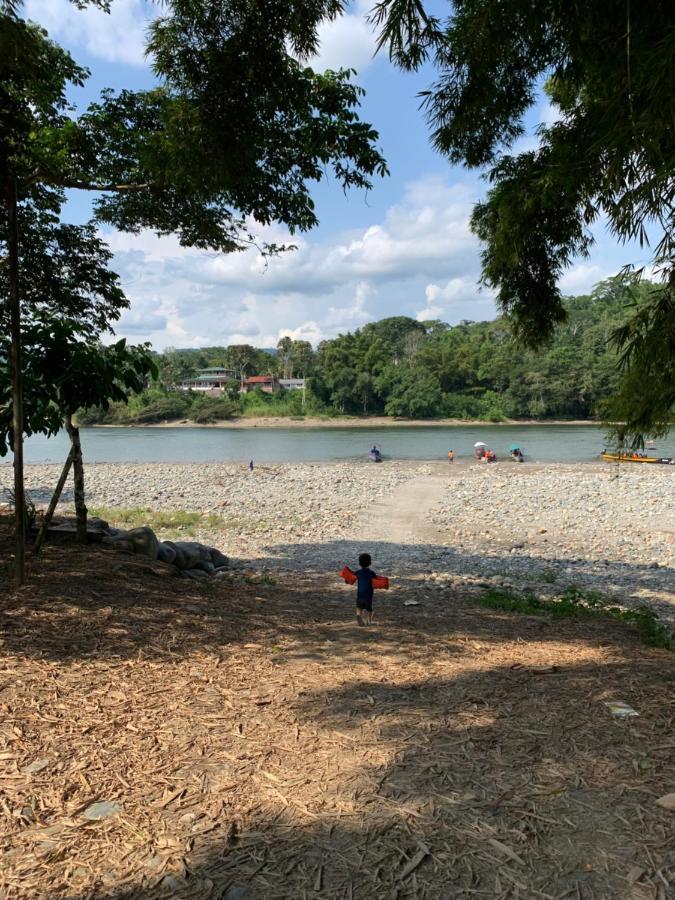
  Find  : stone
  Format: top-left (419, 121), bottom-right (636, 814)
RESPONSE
top-left (156, 542), bottom-right (177, 565)
top-left (163, 540), bottom-right (210, 570)
top-left (103, 526), bottom-right (159, 560)
top-left (23, 758), bottom-right (51, 775)
top-left (209, 547), bottom-right (229, 568)
top-left (225, 886), bottom-right (251, 900)
top-left (82, 800), bottom-right (121, 821)
top-left (183, 568), bottom-right (209, 579)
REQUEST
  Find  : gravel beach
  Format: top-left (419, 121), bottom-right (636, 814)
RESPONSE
top-left (4, 459), bottom-right (674, 622)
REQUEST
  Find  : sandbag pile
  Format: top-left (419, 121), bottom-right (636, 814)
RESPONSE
top-left (102, 526), bottom-right (229, 578)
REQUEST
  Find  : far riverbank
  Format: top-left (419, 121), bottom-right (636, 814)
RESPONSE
top-left (91, 415), bottom-right (602, 429)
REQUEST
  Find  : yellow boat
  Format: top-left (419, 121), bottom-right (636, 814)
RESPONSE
top-left (600, 451), bottom-right (674, 465)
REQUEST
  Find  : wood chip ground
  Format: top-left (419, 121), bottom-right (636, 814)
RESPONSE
top-left (0, 517), bottom-right (673, 899)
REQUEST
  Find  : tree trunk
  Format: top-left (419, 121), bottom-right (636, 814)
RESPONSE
top-left (5, 173), bottom-right (25, 585)
top-left (32, 451), bottom-right (74, 555)
top-left (65, 415), bottom-right (87, 542)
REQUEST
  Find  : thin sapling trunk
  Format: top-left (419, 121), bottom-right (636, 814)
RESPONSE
top-left (65, 415), bottom-right (87, 542)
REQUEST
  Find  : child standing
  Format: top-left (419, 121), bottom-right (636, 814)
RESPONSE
top-left (355, 552), bottom-right (377, 626)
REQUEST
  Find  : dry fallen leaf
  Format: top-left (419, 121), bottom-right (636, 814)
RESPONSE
top-left (487, 838), bottom-right (526, 866)
top-left (655, 793), bottom-right (675, 811)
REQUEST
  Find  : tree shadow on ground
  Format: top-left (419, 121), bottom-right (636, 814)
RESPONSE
top-left (0, 529), bottom-right (666, 663)
top-left (1, 519), bottom-right (673, 899)
top-left (254, 537), bottom-right (675, 622)
top-left (69, 655), bottom-right (674, 900)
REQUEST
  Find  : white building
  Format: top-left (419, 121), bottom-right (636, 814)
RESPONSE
top-left (279, 378), bottom-right (306, 391)
top-left (178, 367), bottom-right (235, 393)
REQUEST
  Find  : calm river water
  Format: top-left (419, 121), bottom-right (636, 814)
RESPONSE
top-left (10, 423), bottom-right (674, 465)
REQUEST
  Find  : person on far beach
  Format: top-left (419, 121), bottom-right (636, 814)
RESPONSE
top-left (447, 449), bottom-right (454, 463)
top-left (248, 459), bottom-right (254, 471)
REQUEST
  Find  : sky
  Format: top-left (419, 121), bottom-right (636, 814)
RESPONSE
top-left (25, 0), bottom-right (652, 350)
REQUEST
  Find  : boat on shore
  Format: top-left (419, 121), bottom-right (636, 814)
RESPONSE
top-left (600, 450), bottom-right (674, 465)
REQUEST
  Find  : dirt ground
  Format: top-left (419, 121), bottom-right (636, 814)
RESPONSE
top-left (0, 519), bottom-right (673, 899)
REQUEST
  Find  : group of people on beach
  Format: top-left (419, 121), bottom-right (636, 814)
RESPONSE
top-left (445, 446), bottom-right (499, 462)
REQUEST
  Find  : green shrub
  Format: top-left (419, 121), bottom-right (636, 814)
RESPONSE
top-left (190, 395), bottom-right (241, 423)
top-left (476, 587), bottom-right (673, 650)
top-left (478, 390), bottom-right (507, 422)
top-left (126, 394), bottom-right (192, 424)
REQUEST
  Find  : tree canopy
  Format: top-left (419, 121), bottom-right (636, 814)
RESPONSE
top-left (0, 0), bottom-right (388, 580)
top-left (2, 1), bottom-right (387, 252)
top-left (372, 0), bottom-right (675, 441)
top-left (0, 184), bottom-right (155, 455)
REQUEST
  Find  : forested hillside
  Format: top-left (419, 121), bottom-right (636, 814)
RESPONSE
top-left (80, 280), bottom-right (650, 425)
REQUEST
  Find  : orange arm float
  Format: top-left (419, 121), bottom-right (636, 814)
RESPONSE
top-left (340, 566), bottom-right (357, 585)
top-left (340, 568), bottom-right (389, 589)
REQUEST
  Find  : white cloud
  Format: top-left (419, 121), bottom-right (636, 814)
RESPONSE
top-left (559, 263), bottom-right (607, 295)
top-left (97, 173), bottom-right (628, 351)
top-left (28, 0), bottom-right (377, 73)
top-left (539, 98), bottom-right (561, 127)
top-left (309, 1), bottom-right (376, 72)
top-left (416, 278), bottom-right (495, 322)
top-left (101, 174), bottom-right (490, 349)
top-left (25, 0), bottom-right (155, 66)
top-left (194, 176), bottom-right (478, 295)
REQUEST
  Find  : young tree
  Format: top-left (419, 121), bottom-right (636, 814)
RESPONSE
top-left (225, 345), bottom-right (256, 388)
top-left (1, 0), bottom-right (387, 581)
top-left (0, 324), bottom-right (155, 544)
top-left (372, 0), bottom-right (674, 442)
top-left (0, 186), bottom-right (155, 542)
top-left (290, 340), bottom-right (314, 378)
top-left (277, 336), bottom-right (294, 380)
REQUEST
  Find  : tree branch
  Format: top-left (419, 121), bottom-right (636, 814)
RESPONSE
top-left (53, 179), bottom-right (155, 193)
top-left (23, 171), bottom-right (155, 193)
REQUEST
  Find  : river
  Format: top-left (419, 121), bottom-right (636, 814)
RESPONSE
top-left (7, 423), bottom-right (674, 465)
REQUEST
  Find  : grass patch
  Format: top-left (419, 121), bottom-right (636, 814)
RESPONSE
top-left (536, 569), bottom-right (558, 584)
top-left (476, 586), bottom-right (673, 650)
top-left (91, 506), bottom-right (224, 537)
top-left (244, 573), bottom-right (278, 586)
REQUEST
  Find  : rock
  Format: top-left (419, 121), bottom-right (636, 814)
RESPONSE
top-left (104, 526), bottom-right (159, 560)
top-left (182, 568), bottom-right (209, 579)
top-left (156, 542), bottom-right (177, 565)
top-left (82, 800), bottom-right (121, 821)
top-left (225, 886), bottom-right (251, 900)
top-left (655, 793), bottom-right (675, 811)
top-left (23, 758), bottom-right (51, 775)
top-left (163, 540), bottom-right (210, 570)
top-left (209, 547), bottom-right (229, 568)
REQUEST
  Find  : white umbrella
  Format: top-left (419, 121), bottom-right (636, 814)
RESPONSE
top-left (474, 441), bottom-right (487, 448)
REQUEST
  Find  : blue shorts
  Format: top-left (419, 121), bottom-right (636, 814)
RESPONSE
top-left (357, 596), bottom-right (373, 612)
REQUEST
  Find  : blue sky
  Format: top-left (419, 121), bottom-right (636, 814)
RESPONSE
top-left (26, 0), bottom-right (649, 349)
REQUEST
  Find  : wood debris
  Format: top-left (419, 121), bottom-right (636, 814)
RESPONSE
top-left (0, 514), bottom-right (673, 898)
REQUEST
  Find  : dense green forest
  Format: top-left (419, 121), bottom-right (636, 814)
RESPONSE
top-left (79, 280), bottom-right (649, 425)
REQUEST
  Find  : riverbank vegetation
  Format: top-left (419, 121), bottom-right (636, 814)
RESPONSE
top-left (80, 279), bottom-right (658, 425)
top-left (477, 587), bottom-right (673, 651)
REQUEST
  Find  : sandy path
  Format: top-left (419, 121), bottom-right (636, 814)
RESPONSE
top-left (361, 470), bottom-right (447, 545)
